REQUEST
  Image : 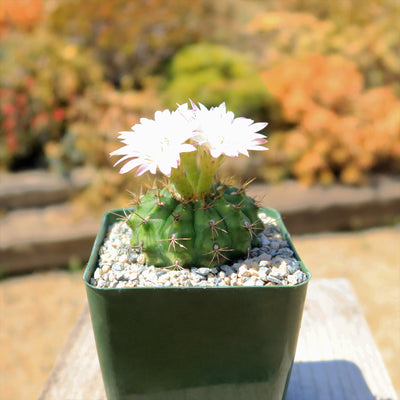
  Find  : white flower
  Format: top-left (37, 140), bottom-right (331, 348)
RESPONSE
top-left (192, 102), bottom-right (268, 158)
top-left (110, 108), bottom-right (196, 176)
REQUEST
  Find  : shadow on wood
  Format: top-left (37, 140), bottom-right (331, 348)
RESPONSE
top-left (287, 360), bottom-right (392, 400)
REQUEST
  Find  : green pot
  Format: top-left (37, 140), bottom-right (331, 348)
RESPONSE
top-left (83, 207), bottom-right (311, 400)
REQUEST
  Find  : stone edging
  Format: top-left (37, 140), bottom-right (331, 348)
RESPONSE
top-left (1, 170), bottom-right (399, 274)
top-left (0, 167), bottom-right (94, 210)
top-left (248, 174), bottom-right (400, 234)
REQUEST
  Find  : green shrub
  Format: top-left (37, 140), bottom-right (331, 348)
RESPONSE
top-left (163, 43), bottom-right (274, 120)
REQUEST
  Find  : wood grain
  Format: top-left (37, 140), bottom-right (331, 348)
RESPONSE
top-left (38, 279), bottom-right (398, 400)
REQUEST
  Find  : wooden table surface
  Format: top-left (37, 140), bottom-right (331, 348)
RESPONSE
top-left (38, 279), bottom-right (398, 400)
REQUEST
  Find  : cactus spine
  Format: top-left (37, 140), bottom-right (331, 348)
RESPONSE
top-left (127, 183), bottom-right (264, 268)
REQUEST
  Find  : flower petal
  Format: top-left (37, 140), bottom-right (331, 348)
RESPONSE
top-left (119, 158), bottom-right (144, 174)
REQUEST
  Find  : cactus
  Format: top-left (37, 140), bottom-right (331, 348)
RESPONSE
top-left (127, 184), bottom-right (264, 267)
top-left (111, 101), bottom-right (268, 268)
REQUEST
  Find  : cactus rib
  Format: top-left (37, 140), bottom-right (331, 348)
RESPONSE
top-left (127, 184), bottom-right (264, 268)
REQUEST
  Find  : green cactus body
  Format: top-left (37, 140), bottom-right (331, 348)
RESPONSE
top-left (127, 184), bottom-right (264, 268)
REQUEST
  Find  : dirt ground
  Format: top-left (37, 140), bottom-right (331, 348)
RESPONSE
top-left (0, 226), bottom-right (399, 400)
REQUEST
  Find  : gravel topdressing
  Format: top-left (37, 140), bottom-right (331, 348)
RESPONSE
top-left (90, 212), bottom-right (308, 288)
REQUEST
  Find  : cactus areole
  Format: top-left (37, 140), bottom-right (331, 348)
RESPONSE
top-left (111, 101), bottom-right (269, 268)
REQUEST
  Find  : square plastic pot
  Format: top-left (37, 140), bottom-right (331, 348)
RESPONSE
top-left (83, 207), bottom-right (311, 400)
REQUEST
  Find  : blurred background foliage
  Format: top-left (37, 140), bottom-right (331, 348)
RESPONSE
top-left (46, 0), bottom-right (228, 89)
top-left (0, 30), bottom-right (103, 170)
top-left (0, 0), bottom-right (399, 211)
top-left (162, 43), bottom-right (275, 121)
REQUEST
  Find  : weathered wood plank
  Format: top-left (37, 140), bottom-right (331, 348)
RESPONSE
top-left (38, 303), bottom-right (105, 400)
top-left (38, 279), bottom-right (398, 400)
top-left (286, 279), bottom-right (397, 400)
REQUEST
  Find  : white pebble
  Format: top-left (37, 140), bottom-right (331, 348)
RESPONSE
top-left (91, 217), bottom-right (308, 288)
top-left (94, 269), bottom-right (101, 280)
top-left (259, 259), bottom-right (271, 267)
top-left (119, 255), bottom-right (128, 263)
top-left (238, 265), bottom-right (251, 277)
top-left (248, 268), bottom-right (259, 277)
top-left (102, 264), bottom-right (111, 273)
top-left (137, 254), bottom-right (146, 265)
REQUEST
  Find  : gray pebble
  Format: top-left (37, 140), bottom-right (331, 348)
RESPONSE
top-left (197, 267), bottom-right (211, 276)
top-left (91, 217), bottom-right (308, 289)
top-left (258, 266), bottom-right (271, 282)
top-left (267, 276), bottom-right (282, 285)
top-left (112, 263), bottom-right (123, 271)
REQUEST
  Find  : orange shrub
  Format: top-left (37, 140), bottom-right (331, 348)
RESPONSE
top-left (260, 54), bottom-right (400, 185)
top-left (249, 9), bottom-right (400, 96)
top-left (0, 0), bottom-right (42, 32)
